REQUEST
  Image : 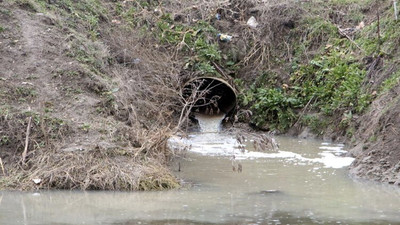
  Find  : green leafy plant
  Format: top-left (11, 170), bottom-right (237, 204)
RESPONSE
top-left (155, 15), bottom-right (221, 75)
top-left (291, 43), bottom-right (369, 115)
top-left (380, 70), bottom-right (400, 93)
top-left (250, 88), bottom-right (302, 131)
top-left (0, 136), bottom-right (10, 146)
top-left (301, 114), bottom-right (328, 135)
top-left (238, 38), bottom-right (371, 132)
top-left (80, 123), bottom-right (91, 132)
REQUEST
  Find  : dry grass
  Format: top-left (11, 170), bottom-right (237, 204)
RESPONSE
top-left (102, 25), bottom-right (183, 123)
top-left (200, 0), bottom-right (307, 83)
top-left (4, 146), bottom-right (178, 190)
top-left (0, 107), bottom-right (180, 191)
top-left (0, 2), bottom-right (187, 190)
top-left (240, 1), bottom-right (303, 68)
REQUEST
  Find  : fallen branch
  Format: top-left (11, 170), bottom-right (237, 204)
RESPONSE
top-left (293, 95), bottom-right (315, 128)
top-left (337, 25), bottom-right (364, 53)
top-left (211, 61), bottom-right (230, 81)
top-left (22, 116), bottom-right (32, 164)
top-left (377, 8), bottom-right (381, 53)
top-left (0, 157), bottom-right (7, 176)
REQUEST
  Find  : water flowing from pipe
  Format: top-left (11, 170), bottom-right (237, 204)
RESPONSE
top-left (194, 113), bottom-right (225, 133)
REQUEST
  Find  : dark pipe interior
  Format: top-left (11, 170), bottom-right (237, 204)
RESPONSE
top-left (182, 77), bottom-right (236, 116)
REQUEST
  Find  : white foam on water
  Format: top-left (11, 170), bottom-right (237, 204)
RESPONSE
top-left (168, 113), bottom-right (354, 168)
top-left (168, 133), bottom-right (354, 169)
top-left (319, 146), bottom-right (347, 153)
top-left (313, 152), bottom-right (355, 169)
top-left (315, 143), bottom-right (354, 168)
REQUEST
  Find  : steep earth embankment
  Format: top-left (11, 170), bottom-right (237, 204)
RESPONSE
top-left (349, 85), bottom-right (400, 185)
top-left (0, 1), bottom-right (180, 190)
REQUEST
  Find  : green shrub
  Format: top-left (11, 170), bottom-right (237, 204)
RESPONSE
top-left (291, 43), bottom-right (369, 115)
top-left (239, 39), bottom-right (371, 131)
top-left (250, 88), bottom-right (302, 131)
top-left (301, 114), bottom-right (328, 135)
top-left (155, 15), bottom-right (221, 75)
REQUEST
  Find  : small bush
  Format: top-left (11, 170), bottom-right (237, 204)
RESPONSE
top-left (239, 38), bottom-right (370, 131)
top-left (249, 88), bottom-right (302, 131)
top-left (291, 43), bottom-right (369, 115)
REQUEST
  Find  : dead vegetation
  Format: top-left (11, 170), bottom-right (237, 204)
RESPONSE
top-left (3, 146), bottom-right (179, 190)
top-left (0, 0), bottom-right (184, 190)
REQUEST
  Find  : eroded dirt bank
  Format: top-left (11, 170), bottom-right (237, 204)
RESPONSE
top-left (348, 85), bottom-right (400, 185)
top-left (0, 1), bottom-right (181, 190)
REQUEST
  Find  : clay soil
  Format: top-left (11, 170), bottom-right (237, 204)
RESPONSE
top-left (349, 85), bottom-right (400, 186)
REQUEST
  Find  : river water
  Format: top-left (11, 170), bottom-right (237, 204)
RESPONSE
top-left (1, 117), bottom-right (400, 224)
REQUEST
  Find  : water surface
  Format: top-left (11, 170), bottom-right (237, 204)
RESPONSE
top-left (1, 137), bottom-right (400, 225)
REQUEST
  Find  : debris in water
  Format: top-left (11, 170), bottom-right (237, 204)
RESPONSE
top-left (259, 190), bottom-right (281, 194)
top-left (232, 155), bottom-right (236, 172)
top-left (236, 133), bottom-right (246, 153)
top-left (253, 133), bottom-right (279, 152)
top-left (237, 163), bottom-right (242, 173)
top-left (231, 155), bottom-right (242, 173)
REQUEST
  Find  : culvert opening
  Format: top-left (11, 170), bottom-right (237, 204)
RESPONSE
top-left (182, 77), bottom-right (237, 117)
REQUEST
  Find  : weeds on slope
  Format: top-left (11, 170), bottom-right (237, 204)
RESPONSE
top-left (0, 0), bottom-right (183, 191)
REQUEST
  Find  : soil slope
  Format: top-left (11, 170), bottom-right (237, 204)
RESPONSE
top-left (0, 1), bottom-right (180, 190)
top-left (349, 85), bottom-right (400, 185)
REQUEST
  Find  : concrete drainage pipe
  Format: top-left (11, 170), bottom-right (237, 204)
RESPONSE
top-left (182, 77), bottom-right (237, 116)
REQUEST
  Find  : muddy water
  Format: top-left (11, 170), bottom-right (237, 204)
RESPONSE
top-left (1, 116), bottom-right (400, 225)
top-left (1, 137), bottom-right (400, 225)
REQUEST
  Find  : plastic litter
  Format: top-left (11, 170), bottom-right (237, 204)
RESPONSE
top-left (247, 16), bottom-right (258, 28)
top-left (217, 33), bottom-right (232, 42)
top-left (133, 58), bottom-right (141, 64)
top-left (32, 178), bottom-right (42, 184)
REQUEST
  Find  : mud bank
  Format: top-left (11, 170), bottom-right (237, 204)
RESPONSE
top-left (348, 85), bottom-right (400, 186)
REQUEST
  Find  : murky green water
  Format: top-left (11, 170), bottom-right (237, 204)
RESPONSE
top-left (1, 137), bottom-right (400, 225)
